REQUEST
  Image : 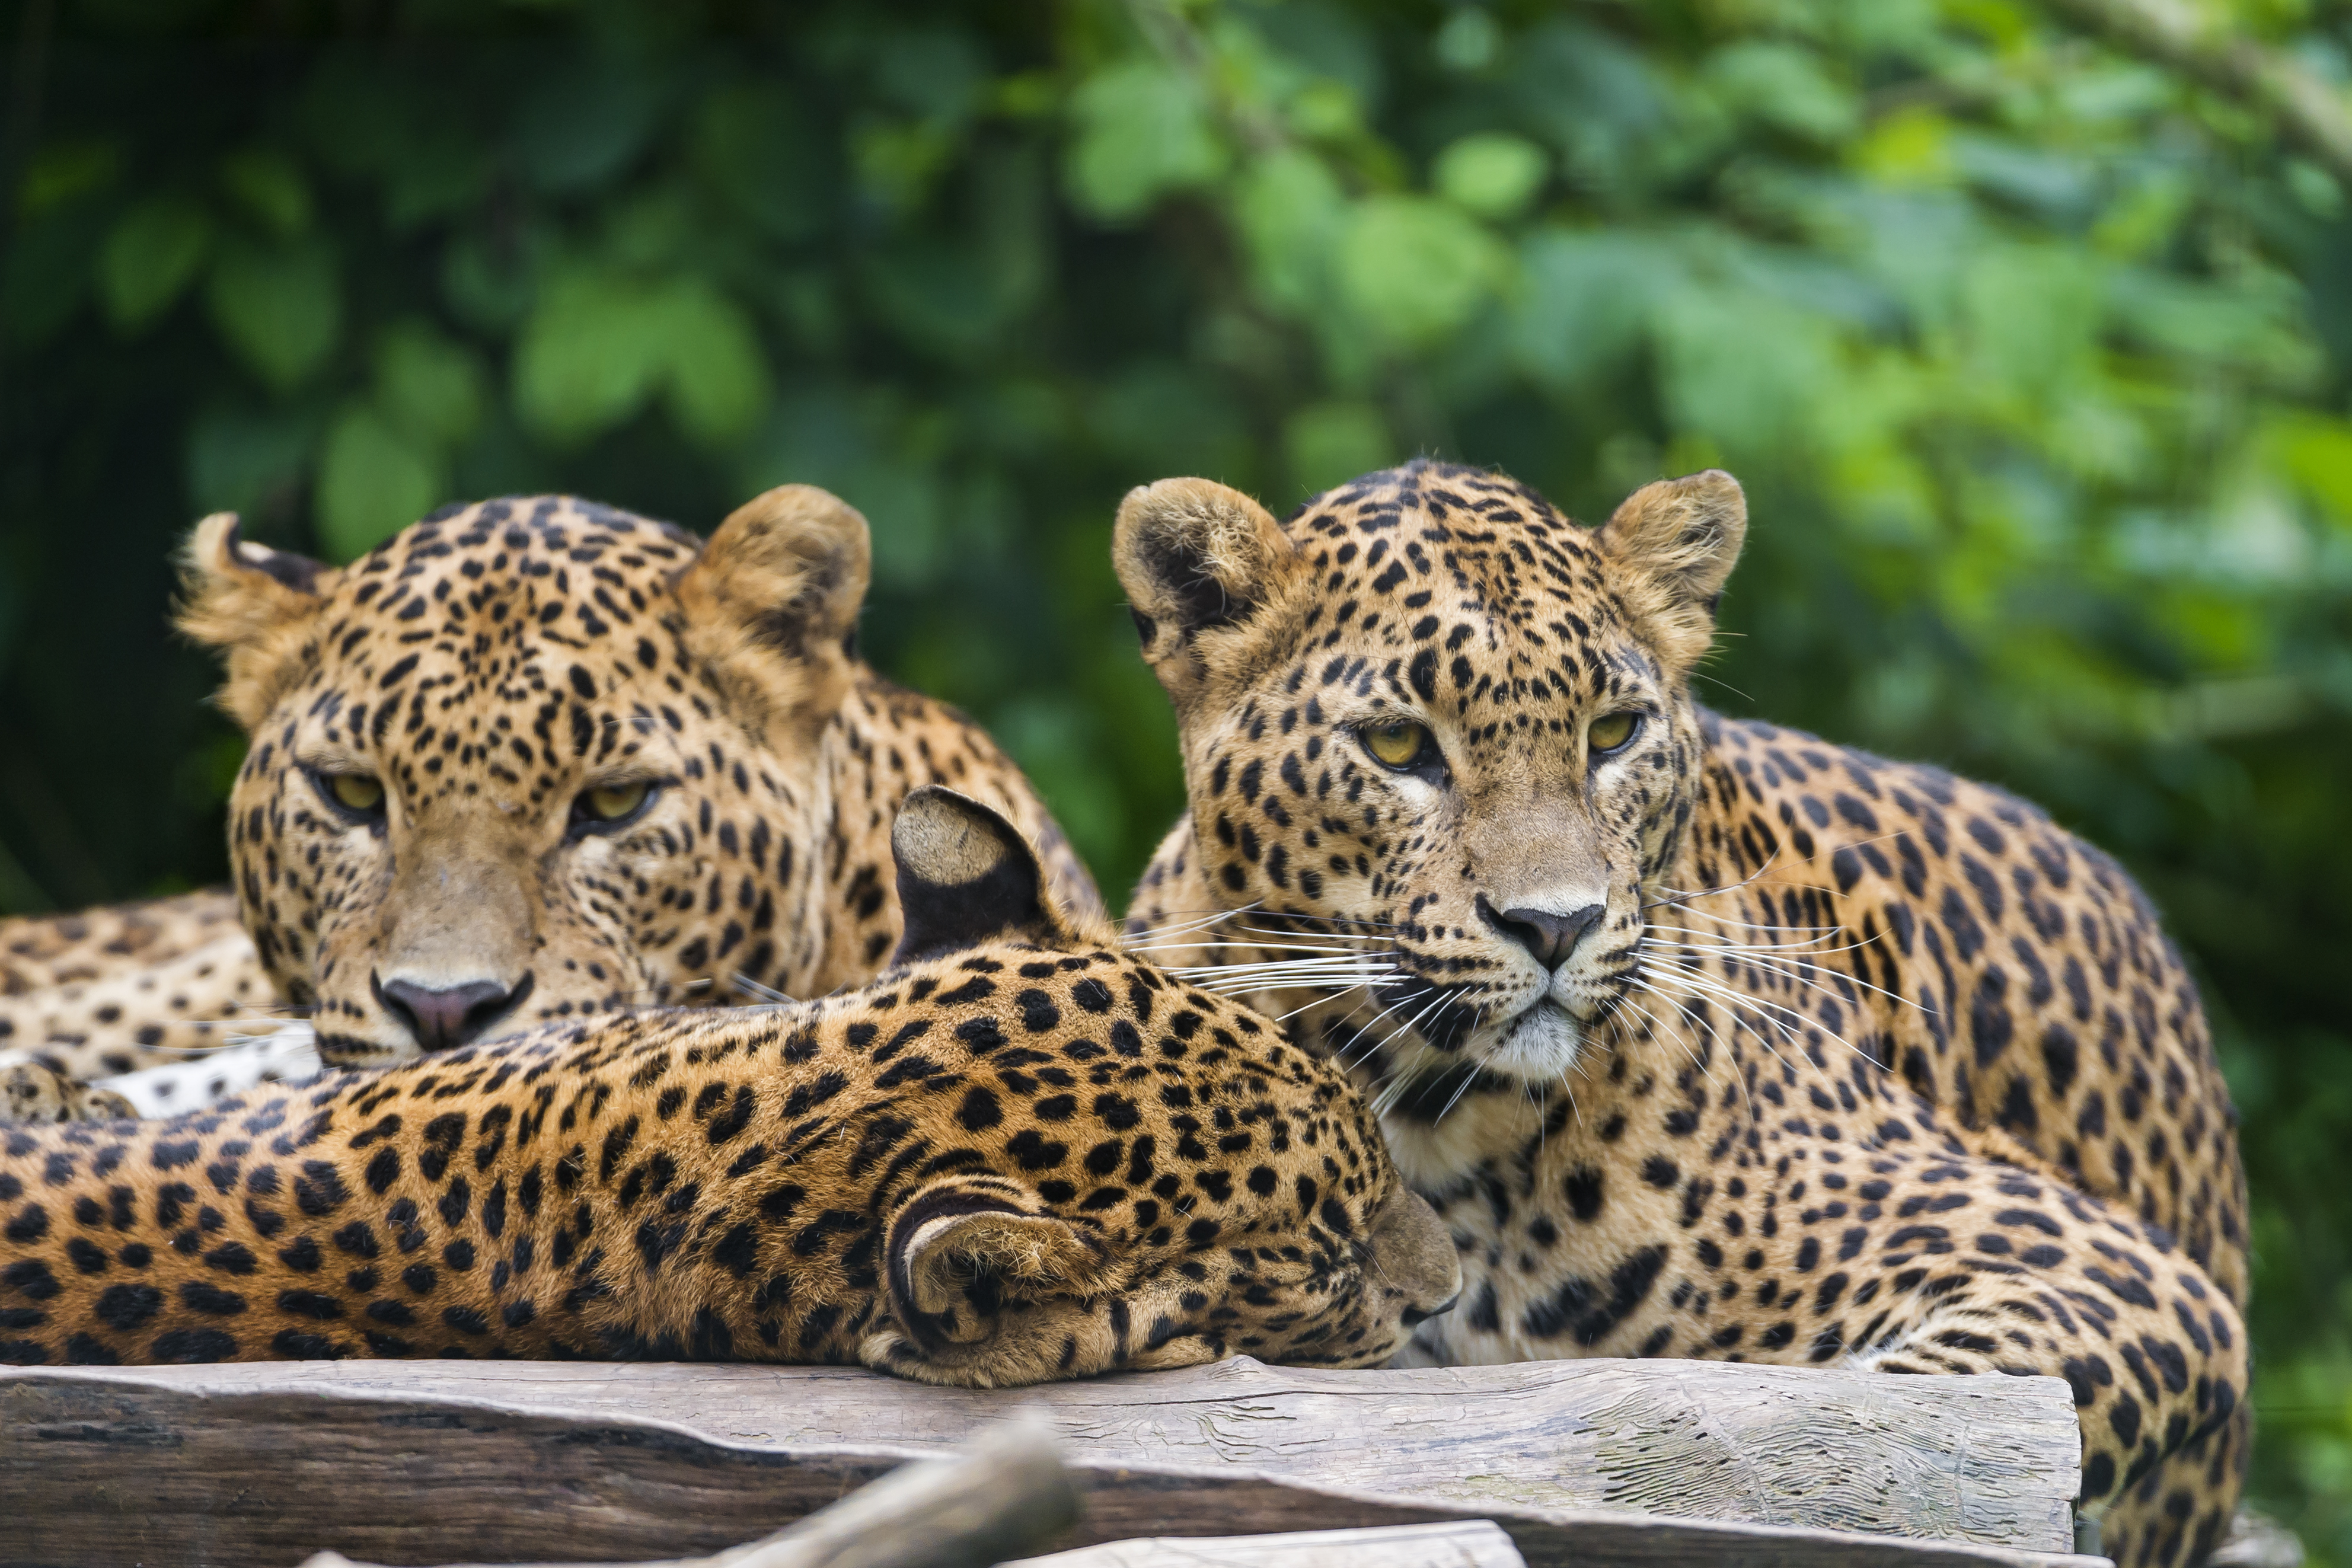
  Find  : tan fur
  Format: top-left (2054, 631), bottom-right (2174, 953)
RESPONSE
top-left (1597, 470), bottom-right (1748, 673)
top-left (669, 484), bottom-right (869, 752)
top-left (176, 514), bottom-right (342, 733)
top-left (1118, 460), bottom-right (2246, 1567)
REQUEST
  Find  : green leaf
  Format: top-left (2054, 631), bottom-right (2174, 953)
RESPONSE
top-left (317, 404), bottom-right (441, 560)
top-left (217, 147), bottom-right (313, 237)
top-left (98, 196), bottom-right (212, 332)
top-left (1234, 148), bottom-right (1345, 314)
top-left (1434, 134), bottom-right (1547, 221)
top-left (511, 270), bottom-right (668, 444)
top-left (1512, 228), bottom-right (1674, 389)
top-left (206, 237), bottom-right (342, 390)
top-left (374, 322), bottom-right (486, 448)
top-left (185, 403), bottom-right (318, 520)
top-left (1652, 286), bottom-right (1836, 462)
top-left (317, 403), bottom-right (442, 561)
top-left (1703, 42), bottom-right (1859, 146)
top-left (692, 85), bottom-right (824, 241)
top-left (658, 281), bottom-right (771, 449)
top-left (1064, 59), bottom-right (1226, 223)
top-left (1283, 400), bottom-right (1392, 496)
top-left (512, 56), bottom-right (666, 194)
top-left (514, 270), bottom-right (768, 449)
top-left (1335, 195), bottom-right (1504, 349)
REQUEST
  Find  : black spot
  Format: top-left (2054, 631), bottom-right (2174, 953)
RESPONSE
top-left (151, 1327), bottom-right (238, 1363)
top-left (95, 1283), bottom-right (164, 1330)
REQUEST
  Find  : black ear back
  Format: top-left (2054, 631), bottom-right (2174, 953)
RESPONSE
top-left (891, 787), bottom-right (1057, 965)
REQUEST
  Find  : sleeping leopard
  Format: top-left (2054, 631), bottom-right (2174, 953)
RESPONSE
top-left (0, 789), bottom-right (1460, 1382)
top-left (2, 485), bottom-right (1098, 1119)
top-left (1114, 461), bottom-right (2247, 1566)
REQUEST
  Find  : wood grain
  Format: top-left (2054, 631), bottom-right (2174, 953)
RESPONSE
top-left (1, 1358), bottom-right (2097, 1568)
top-left (298, 1419), bottom-right (1080, 1568)
top-left (1006, 1521), bottom-right (1527, 1568)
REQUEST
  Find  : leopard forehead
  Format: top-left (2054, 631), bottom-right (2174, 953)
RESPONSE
top-left (1255, 462), bottom-right (1661, 738)
top-left (272, 495), bottom-right (711, 801)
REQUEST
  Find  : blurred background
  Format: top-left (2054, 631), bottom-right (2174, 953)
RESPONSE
top-left (1, 0), bottom-right (2347, 1551)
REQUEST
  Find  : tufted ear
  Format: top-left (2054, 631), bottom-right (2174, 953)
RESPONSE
top-left (175, 513), bottom-right (339, 732)
top-left (891, 788), bottom-right (1075, 964)
top-left (886, 1177), bottom-right (1114, 1350)
top-left (1112, 477), bottom-right (1302, 707)
top-left (1595, 470), bottom-right (1747, 674)
top-left (672, 484), bottom-right (872, 742)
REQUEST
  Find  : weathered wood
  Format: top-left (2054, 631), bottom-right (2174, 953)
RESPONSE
top-left (1, 1359), bottom-right (2098, 1568)
top-left (299, 1419), bottom-right (1080, 1568)
top-left (1007, 1522), bottom-right (1527, 1568)
top-left (2, 1355), bottom-right (2079, 1551)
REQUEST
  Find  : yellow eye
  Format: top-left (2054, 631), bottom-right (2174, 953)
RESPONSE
top-left (580, 781), bottom-right (651, 822)
top-left (325, 773), bottom-right (384, 814)
top-left (1362, 721), bottom-right (1435, 770)
top-left (1588, 712), bottom-right (1639, 754)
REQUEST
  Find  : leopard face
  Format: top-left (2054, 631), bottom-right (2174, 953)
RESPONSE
top-left (1113, 463), bottom-right (1741, 1091)
top-left (183, 488), bottom-right (888, 1071)
top-left (0, 791), bottom-right (1461, 1385)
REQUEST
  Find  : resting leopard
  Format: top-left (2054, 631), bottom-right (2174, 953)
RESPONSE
top-left (1114, 461), bottom-right (2246, 1566)
top-left (1, 485), bottom-right (1099, 1118)
top-left (0, 789), bottom-right (1459, 1381)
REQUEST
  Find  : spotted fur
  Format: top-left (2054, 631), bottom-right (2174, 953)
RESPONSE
top-left (1115, 462), bottom-right (2246, 1566)
top-left (2, 487), bottom-right (1099, 1109)
top-left (0, 791), bottom-right (1458, 1384)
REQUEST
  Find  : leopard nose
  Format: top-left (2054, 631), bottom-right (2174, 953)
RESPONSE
top-left (373, 973), bottom-right (533, 1052)
top-left (1477, 896), bottom-right (1605, 971)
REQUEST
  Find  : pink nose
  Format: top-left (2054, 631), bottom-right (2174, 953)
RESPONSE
top-left (372, 973), bottom-right (531, 1051)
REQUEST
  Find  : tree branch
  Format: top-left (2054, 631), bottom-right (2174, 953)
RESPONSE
top-left (2042, 0), bottom-right (2352, 187)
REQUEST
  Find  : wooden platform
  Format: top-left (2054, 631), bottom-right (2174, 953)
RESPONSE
top-left (1, 1356), bottom-right (2099, 1568)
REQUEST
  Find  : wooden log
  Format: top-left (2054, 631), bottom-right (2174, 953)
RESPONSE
top-left (299, 1419), bottom-right (1080, 1568)
top-left (1, 1359), bottom-right (2100, 1568)
top-left (1007, 1521), bottom-right (1527, 1568)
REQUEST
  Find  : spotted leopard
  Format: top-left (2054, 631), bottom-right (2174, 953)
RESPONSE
top-left (1113, 462), bottom-right (2247, 1566)
top-left (2, 486), bottom-right (1099, 1116)
top-left (0, 790), bottom-right (1459, 1383)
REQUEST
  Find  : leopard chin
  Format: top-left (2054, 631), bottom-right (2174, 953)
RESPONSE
top-left (1474, 998), bottom-right (1587, 1083)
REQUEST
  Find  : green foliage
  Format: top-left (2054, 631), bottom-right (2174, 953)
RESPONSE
top-left (2, 1), bottom-right (2349, 1548)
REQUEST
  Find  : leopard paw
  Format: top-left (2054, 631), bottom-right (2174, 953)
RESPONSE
top-left (1, 1061), bottom-right (139, 1123)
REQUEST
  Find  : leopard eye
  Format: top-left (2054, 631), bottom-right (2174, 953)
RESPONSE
top-left (577, 781), bottom-right (652, 825)
top-left (1588, 712), bottom-right (1641, 755)
top-left (1361, 720), bottom-right (1437, 771)
top-left (314, 771), bottom-right (384, 817)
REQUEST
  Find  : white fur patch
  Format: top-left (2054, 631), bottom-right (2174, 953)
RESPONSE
top-left (93, 1024), bottom-right (325, 1118)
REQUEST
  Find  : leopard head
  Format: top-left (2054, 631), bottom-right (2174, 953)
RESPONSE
top-left (178, 486), bottom-right (870, 1068)
top-left (1113, 461), bottom-right (1744, 1098)
top-left (861, 788), bottom-right (1461, 1385)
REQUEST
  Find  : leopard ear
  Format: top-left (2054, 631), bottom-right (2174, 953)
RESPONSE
top-left (175, 513), bottom-right (338, 732)
top-left (1112, 477), bottom-right (1301, 708)
top-left (672, 484), bottom-right (872, 743)
top-left (1597, 470), bottom-right (1747, 673)
top-left (886, 1177), bottom-right (1114, 1352)
top-left (891, 788), bottom-right (1074, 963)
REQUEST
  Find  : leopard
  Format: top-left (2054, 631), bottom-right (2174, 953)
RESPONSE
top-left (0, 484), bottom-right (1101, 1119)
top-left (1110, 460), bottom-right (2248, 1566)
top-left (0, 788), bottom-right (1461, 1384)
